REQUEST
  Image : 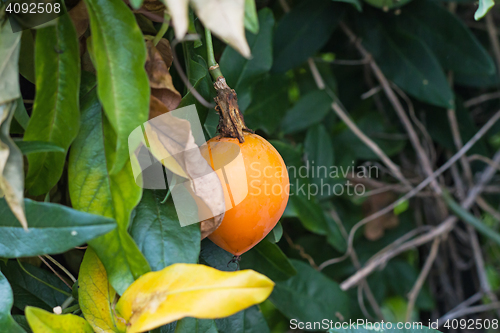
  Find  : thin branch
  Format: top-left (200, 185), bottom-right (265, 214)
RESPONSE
top-left (486, 12), bottom-right (500, 72)
top-left (283, 231), bottom-right (319, 270)
top-left (406, 238), bottom-right (440, 321)
top-left (468, 154), bottom-right (500, 172)
top-left (332, 111), bottom-right (500, 275)
top-left (439, 302), bottom-right (500, 324)
top-left (171, 37), bottom-right (216, 109)
top-left (437, 292), bottom-right (483, 324)
top-left (340, 148), bottom-right (500, 290)
top-left (331, 102), bottom-right (411, 188)
top-left (39, 256), bottom-right (72, 290)
top-left (476, 196), bottom-right (500, 221)
top-left (340, 22), bottom-right (443, 196)
top-left (44, 255), bottom-right (76, 283)
top-left (314, 57), bottom-right (370, 66)
top-left (464, 91), bottom-right (500, 108)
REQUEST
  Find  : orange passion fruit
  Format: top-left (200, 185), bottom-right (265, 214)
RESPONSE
top-left (201, 133), bottom-right (289, 256)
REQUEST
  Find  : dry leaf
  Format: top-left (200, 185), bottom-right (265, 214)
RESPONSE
top-left (68, 0), bottom-right (89, 38)
top-left (363, 191), bottom-right (399, 241)
top-left (162, 0), bottom-right (189, 39)
top-left (145, 39), bottom-right (181, 111)
top-left (115, 264), bottom-right (274, 333)
top-left (190, 0), bottom-right (250, 58)
top-left (145, 96), bottom-right (225, 238)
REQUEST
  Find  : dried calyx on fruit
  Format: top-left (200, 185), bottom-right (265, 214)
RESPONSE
top-left (201, 30), bottom-right (290, 257)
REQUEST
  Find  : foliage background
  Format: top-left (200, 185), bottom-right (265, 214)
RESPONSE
top-left (1, 0), bottom-right (500, 332)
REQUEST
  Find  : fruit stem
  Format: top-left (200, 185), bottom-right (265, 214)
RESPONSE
top-left (203, 27), bottom-right (252, 143)
top-left (205, 28), bottom-right (223, 80)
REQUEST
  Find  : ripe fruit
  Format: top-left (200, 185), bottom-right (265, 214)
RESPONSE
top-left (201, 133), bottom-right (289, 256)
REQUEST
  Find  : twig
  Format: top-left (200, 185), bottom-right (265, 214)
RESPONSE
top-left (17, 259), bottom-right (72, 297)
top-left (476, 196), bottom-right (500, 221)
top-left (331, 102), bottom-right (411, 188)
top-left (439, 302), bottom-right (500, 324)
top-left (314, 57), bottom-right (370, 66)
top-left (464, 91), bottom-right (500, 108)
top-left (170, 37), bottom-right (216, 109)
top-left (330, 110), bottom-right (500, 274)
top-left (468, 154), bottom-right (500, 172)
top-left (406, 238), bottom-right (440, 321)
top-left (283, 231), bottom-right (319, 270)
top-left (486, 12), bottom-right (500, 72)
top-left (329, 210), bottom-right (384, 320)
top-left (437, 292), bottom-right (483, 324)
top-left (39, 256), bottom-right (72, 289)
top-left (447, 104), bottom-right (500, 317)
top-left (340, 148), bottom-right (500, 290)
top-left (339, 22), bottom-right (443, 196)
top-left (44, 255), bottom-right (76, 283)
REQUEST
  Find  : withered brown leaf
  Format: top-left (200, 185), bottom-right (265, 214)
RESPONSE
top-left (145, 39), bottom-right (181, 111)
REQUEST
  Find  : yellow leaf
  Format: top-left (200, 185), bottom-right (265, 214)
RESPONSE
top-left (115, 263), bottom-right (274, 333)
top-left (25, 306), bottom-right (94, 333)
top-left (79, 248), bottom-right (126, 333)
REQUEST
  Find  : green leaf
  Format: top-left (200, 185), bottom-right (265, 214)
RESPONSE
top-left (0, 23), bottom-right (21, 104)
top-left (84, 0), bottom-right (150, 174)
top-left (271, 141), bottom-right (329, 234)
top-left (175, 318), bottom-right (218, 333)
top-left (129, 0), bottom-right (144, 9)
top-left (334, 113), bottom-right (406, 160)
top-left (199, 239), bottom-right (234, 272)
top-left (24, 9), bottom-right (80, 195)
top-left (220, 9), bottom-right (274, 111)
top-left (335, 0), bottom-right (362, 11)
top-left (475, 0), bottom-right (495, 20)
top-left (364, 0), bottom-right (412, 9)
top-left (396, 0), bottom-right (494, 75)
top-left (130, 190), bottom-right (201, 271)
top-left (443, 191), bottom-right (500, 246)
top-left (1, 260), bottom-right (70, 312)
top-left (14, 97), bottom-right (29, 130)
top-left (68, 89), bottom-right (150, 295)
top-left (270, 260), bottom-right (349, 323)
top-left (215, 306), bottom-right (270, 333)
top-left (361, 17), bottom-right (453, 108)
top-left (178, 55), bottom-right (212, 123)
top-left (304, 124), bottom-right (334, 187)
top-left (0, 199), bottom-right (116, 258)
top-left (0, 270), bottom-right (25, 333)
top-left (14, 140), bottom-right (65, 155)
top-left (19, 30), bottom-right (35, 84)
top-left (272, 0), bottom-right (344, 72)
top-left (244, 74), bottom-right (290, 134)
top-left (244, 0), bottom-right (259, 34)
top-left (281, 90), bottom-right (332, 134)
top-left (264, 222), bottom-right (283, 244)
top-left (26, 306), bottom-right (93, 333)
top-left (240, 240), bottom-right (297, 281)
top-left (12, 315), bottom-right (31, 333)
